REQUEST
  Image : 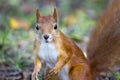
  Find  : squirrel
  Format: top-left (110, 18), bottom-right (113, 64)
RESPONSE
top-left (32, 0), bottom-right (120, 80)
top-left (32, 8), bottom-right (93, 80)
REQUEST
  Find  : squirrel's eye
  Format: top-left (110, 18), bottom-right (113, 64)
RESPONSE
top-left (54, 24), bottom-right (57, 30)
top-left (36, 25), bottom-right (39, 30)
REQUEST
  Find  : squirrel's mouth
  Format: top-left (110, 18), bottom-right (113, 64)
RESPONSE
top-left (44, 38), bottom-right (52, 43)
top-left (44, 37), bottom-right (53, 43)
top-left (45, 40), bottom-right (49, 43)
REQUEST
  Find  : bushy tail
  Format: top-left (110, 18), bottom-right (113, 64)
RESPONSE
top-left (87, 0), bottom-right (120, 77)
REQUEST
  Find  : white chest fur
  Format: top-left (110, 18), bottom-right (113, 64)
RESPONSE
top-left (38, 42), bottom-right (69, 80)
top-left (38, 42), bottom-right (59, 68)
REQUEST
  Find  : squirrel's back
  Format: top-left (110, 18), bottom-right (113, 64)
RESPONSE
top-left (87, 0), bottom-right (120, 77)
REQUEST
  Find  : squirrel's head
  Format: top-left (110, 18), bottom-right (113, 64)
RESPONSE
top-left (35, 8), bottom-right (58, 43)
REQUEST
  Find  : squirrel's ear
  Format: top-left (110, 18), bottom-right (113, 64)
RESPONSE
top-left (36, 9), bottom-right (40, 21)
top-left (53, 8), bottom-right (57, 22)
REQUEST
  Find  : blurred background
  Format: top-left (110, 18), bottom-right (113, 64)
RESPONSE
top-left (0, 0), bottom-right (118, 80)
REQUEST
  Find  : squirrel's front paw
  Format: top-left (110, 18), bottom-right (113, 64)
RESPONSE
top-left (32, 71), bottom-right (38, 80)
top-left (48, 67), bottom-right (60, 76)
top-left (44, 67), bottom-right (59, 80)
top-left (51, 67), bottom-right (60, 74)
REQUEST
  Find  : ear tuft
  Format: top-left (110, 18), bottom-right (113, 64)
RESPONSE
top-left (53, 8), bottom-right (57, 22)
top-left (36, 9), bottom-right (40, 20)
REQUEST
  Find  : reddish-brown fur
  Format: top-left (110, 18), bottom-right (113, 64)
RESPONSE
top-left (54, 31), bottom-right (93, 80)
top-left (87, 0), bottom-right (120, 77)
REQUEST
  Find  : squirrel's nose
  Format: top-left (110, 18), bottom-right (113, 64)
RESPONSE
top-left (44, 35), bottom-right (49, 40)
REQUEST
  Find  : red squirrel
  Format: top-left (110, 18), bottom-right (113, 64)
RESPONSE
top-left (32, 8), bottom-right (92, 80)
top-left (32, 0), bottom-right (120, 80)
